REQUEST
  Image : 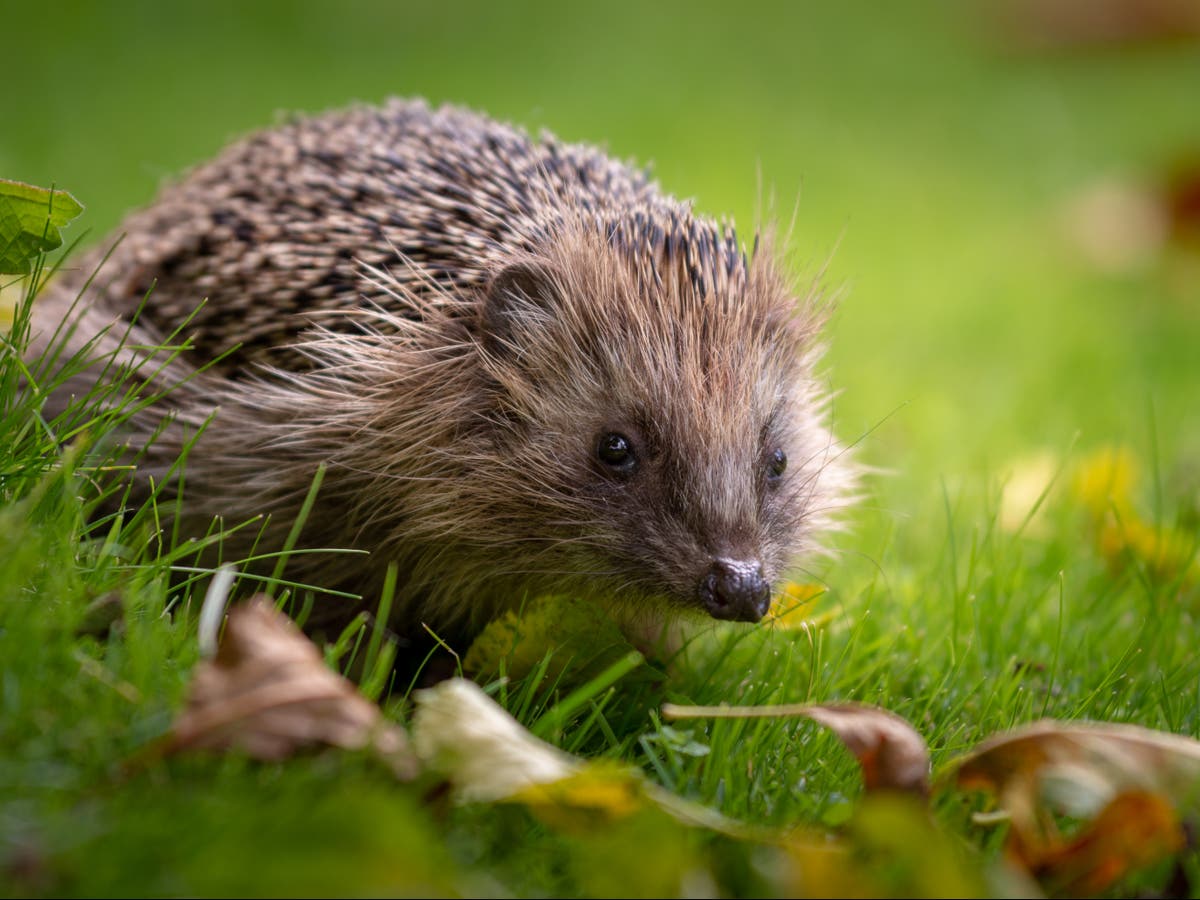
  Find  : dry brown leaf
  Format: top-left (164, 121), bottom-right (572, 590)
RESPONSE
top-left (949, 720), bottom-right (1200, 895)
top-left (161, 596), bottom-right (417, 778)
top-left (952, 720), bottom-right (1200, 800)
top-left (1019, 790), bottom-right (1185, 897)
top-left (662, 701), bottom-right (930, 796)
top-left (802, 704), bottom-right (931, 796)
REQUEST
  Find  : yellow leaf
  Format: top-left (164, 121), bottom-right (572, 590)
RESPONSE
top-left (1071, 445), bottom-right (1138, 518)
top-left (1098, 515), bottom-right (1198, 586)
top-left (511, 762), bottom-right (646, 831)
top-left (767, 582), bottom-right (827, 630)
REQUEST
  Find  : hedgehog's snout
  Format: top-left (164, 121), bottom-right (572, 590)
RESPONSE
top-left (697, 557), bottom-right (771, 623)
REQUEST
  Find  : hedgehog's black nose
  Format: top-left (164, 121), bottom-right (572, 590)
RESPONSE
top-left (698, 558), bottom-right (771, 623)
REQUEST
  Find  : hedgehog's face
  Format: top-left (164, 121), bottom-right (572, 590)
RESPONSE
top-left (475, 241), bottom-right (847, 624)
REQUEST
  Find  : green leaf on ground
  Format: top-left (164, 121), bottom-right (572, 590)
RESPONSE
top-left (0, 179), bottom-right (84, 275)
top-left (463, 594), bottom-right (642, 685)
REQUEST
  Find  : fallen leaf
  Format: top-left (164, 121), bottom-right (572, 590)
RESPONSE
top-left (511, 762), bottom-right (646, 830)
top-left (412, 677), bottom-right (578, 802)
top-left (463, 594), bottom-right (641, 684)
top-left (766, 581), bottom-right (829, 629)
top-left (0, 180), bottom-right (84, 276)
top-left (951, 719), bottom-right (1200, 809)
top-left (1071, 445), bottom-right (1139, 519)
top-left (413, 678), bottom-right (744, 836)
top-left (161, 596), bottom-right (416, 778)
top-left (1020, 790), bottom-right (1184, 897)
top-left (947, 719), bottom-right (1200, 895)
top-left (662, 701), bottom-right (930, 796)
top-left (1070, 447), bottom-right (1199, 585)
top-left (1098, 514), bottom-right (1199, 587)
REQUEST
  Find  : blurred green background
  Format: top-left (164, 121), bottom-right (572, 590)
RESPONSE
top-left (4, 0), bottom-right (1198, 503)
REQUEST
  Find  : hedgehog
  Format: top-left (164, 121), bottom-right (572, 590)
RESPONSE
top-left (30, 98), bottom-right (855, 649)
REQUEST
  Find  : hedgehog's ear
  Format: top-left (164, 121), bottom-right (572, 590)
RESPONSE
top-left (480, 261), bottom-right (562, 354)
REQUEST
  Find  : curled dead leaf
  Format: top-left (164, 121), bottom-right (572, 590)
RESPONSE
top-left (160, 597), bottom-right (417, 778)
top-left (952, 719), bottom-right (1200, 798)
top-left (662, 701), bottom-right (930, 796)
top-left (948, 719), bottom-right (1200, 895)
top-left (802, 705), bottom-right (931, 796)
top-left (1021, 790), bottom-right (1184, 897)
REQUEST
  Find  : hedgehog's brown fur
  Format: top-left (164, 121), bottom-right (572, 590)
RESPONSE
top-left (32, 99), bottom-right (855, 644)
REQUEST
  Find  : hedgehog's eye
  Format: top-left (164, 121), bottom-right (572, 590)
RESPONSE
top-left (597, 432), bottom-right (637, 473)
top-left (766, 448), bottom-right (787, 483)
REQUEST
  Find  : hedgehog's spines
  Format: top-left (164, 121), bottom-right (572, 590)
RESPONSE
top-left (34, 98), bottom-right (856, 641)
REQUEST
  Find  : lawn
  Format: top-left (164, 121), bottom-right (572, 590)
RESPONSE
top-left (2, 1), bottom-right (1199, 896)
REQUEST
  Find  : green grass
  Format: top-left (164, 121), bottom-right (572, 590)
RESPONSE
top-left (3, 0), bottom-right (1200, 895)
